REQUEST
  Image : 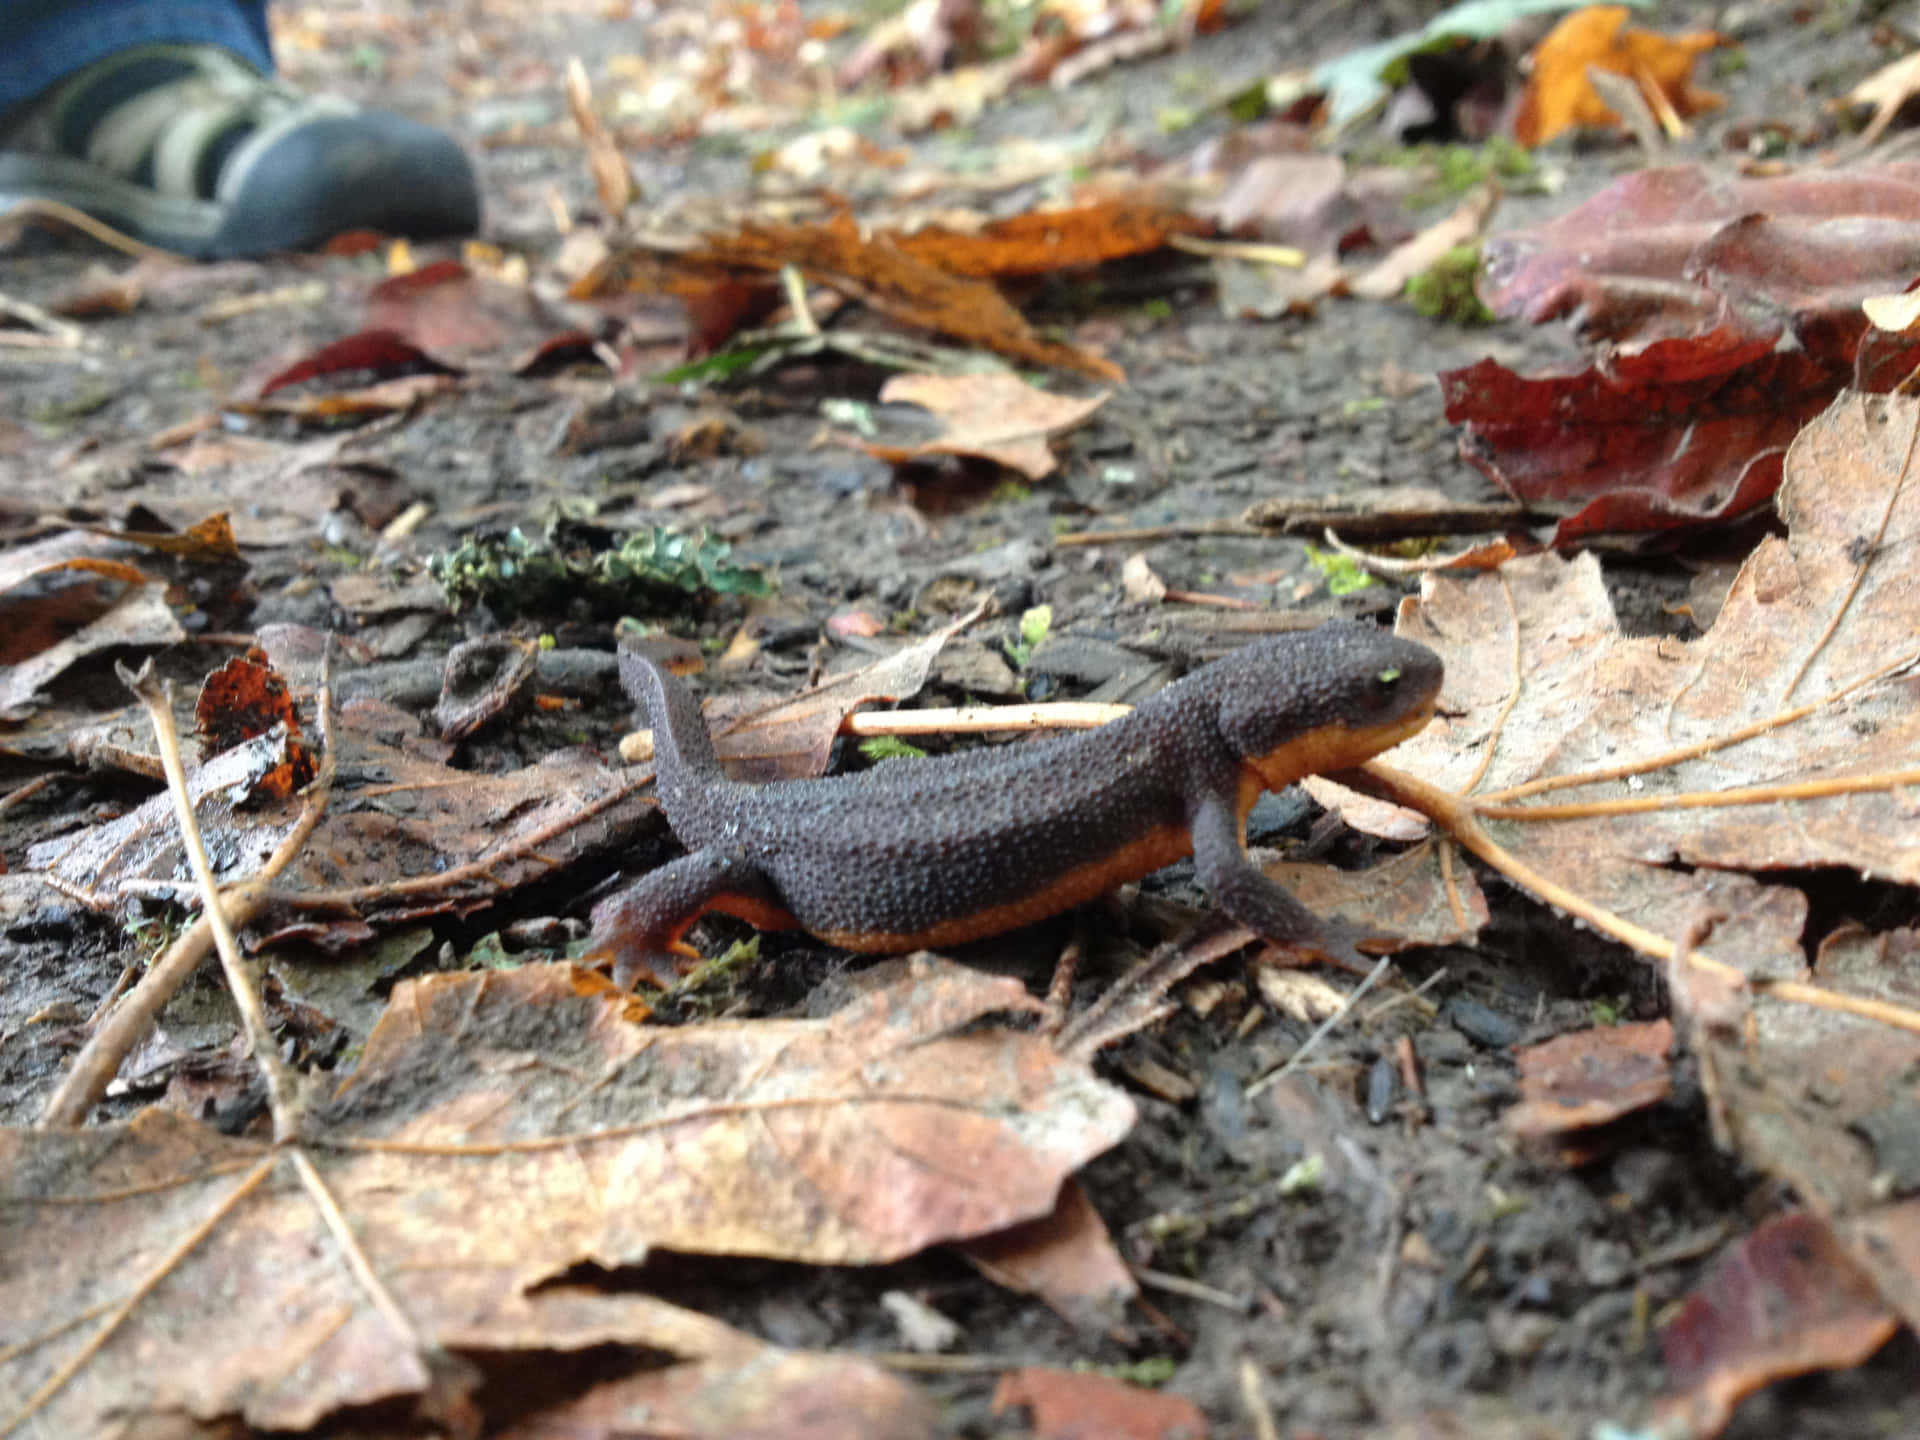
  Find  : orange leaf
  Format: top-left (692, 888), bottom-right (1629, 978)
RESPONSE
top-left (1514, 5), bottom-right (1726, 147)
top-left (891, 198), bottom-right (1204, 278)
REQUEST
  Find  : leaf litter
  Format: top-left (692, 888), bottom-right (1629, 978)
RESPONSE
top-left (0, 957), bottom-right (1129, 1434)
top-left (9, 0), bottom-right (1920, 1434)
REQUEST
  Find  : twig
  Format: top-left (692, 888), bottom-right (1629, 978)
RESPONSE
top-left (117, 661), bottom-right (304, 1137)
top-left (1054, 518), bottom-right (1266, 547)
top-left (41, 668), bottom-right (340, 1127)
top-left (1129, 1266), bottom-right (1249, 1311)
top-left (1239, 1356), bottom-right (1281, 1440)
top-left (0, 289), bottom-right (84, 346)
top-left (1356, 761), bottom-right (1920, 1038)
top-left (1474, 768), bottom-right (1920, 821)
top-left (285, 1149), bottom-right (422, 1350)
top-left (1245, 952), bottom-right (1395, 1101)
top-left (0, 197), bottom-right (181, 259)
top-left (1481, 648), bottom-right (1920, 804)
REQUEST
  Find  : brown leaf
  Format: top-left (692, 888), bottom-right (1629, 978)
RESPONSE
top-left (1399, 389), bottom-right (1920, 982)
top-left (498, 1348), bottom-right (939, 1440)
top-left (860, 372), bottom-right (1109, 480)
top-left (644, 212), bottom-right (1123, 380)
top-left (1505, 1020), bottom-right (1673, 1138)
top-left (0, 958), bottom-right (1129, 1434)
top-left (27, 692), bottom-right (649, 945)
top-left (700, 609), bottom-right (980, 781)
top-left (890, 198), bottom-right (1203, 278)
top-left (0, 578), bottom-right (183, 717)
top-left (958, 1178), bottom-right (1135, 1329)
top-left (993, 1366), bottom-right (1208, 1440)
top-left (1703, 926), bottom-right (1920, 1218)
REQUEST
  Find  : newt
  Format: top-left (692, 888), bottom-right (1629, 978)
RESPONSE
top-left (591, 620), bottom-right (1443, 989)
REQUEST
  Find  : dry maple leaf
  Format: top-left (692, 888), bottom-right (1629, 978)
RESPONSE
top-left (1514, 5), bottom-right (1727, 147)
top-left (1394, 388), bottom-right (1920, 984)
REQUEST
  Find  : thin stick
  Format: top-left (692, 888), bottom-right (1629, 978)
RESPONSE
top-left (1358, 761), bottom-right (1920, 1038)
top-left (118, 662), bottom-right (303, 1136)
top-left (285, 1149), bottom-right (422, 1351)
top-left (1462, 572), bottom-right (1523, 794)
top-left (0, 197), bottom-right (182, 259)
top-left (41, 670), bottom-right (340, 1127)
top-left (1245, 952), bottom-right (1394, 1101)
top-left (1474, 767), bottom-right (1920, 821)
top-left (1480, 650), bottom-right (1920, 804)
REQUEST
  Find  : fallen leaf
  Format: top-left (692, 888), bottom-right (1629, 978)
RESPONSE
top-left (193, 654), bottom-right (315, 799)
top-left (958, 1178), bottom-right (1136, 1330)
top-left (497, 1347), bottom-right (938, 1440)
top-left (0, 528), bottom-right (188, 716)
top-left (1505, 1019), bottom-right (1673, 1138)
top-left (259, 328), bottom-right (458, 396)
top-left (1701, 925), bottom-right (1920, 1218)
top-left (993, 1366), bottom-right (1208, 1440)
top-left (1441, 344), bottom-right (1830, 540)
top-left (700, 607), bottom-right (983, 781)
top-left (1659, 1213), bottom-right (1899, 1439)
top-left (1475, 163), bottom-right (1920, 356)
top-left (1397, 388), bottom-right (1920, 986)
top-left (26, 689), bottom-right (651, 949)
top-left (859, 372), bottom-right (1109, 480)
top-left (1513, 6), bottom-right (1726, 148)
top-left (1310, 0), bottom-right (1599, 132)
top-left (1445, 162), bottom-right (1920, 538)
top-left (589, 211), bottom-right (1123, 380)
top-left (0, 958), bottom-right (1130, 1433)
top-left (891, 198), bottom-right (1203, 278)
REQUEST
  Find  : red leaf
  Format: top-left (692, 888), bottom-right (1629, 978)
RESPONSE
top-left (1660, 1213), bottom-right (1899, 1438)
top-left (1480, 163), bottom-right (1920, 359)
top-left (1440, 346), bottom-right (1827, 542)
top-left (259, 329), bottom-right (454, 396)
top-left (1450, 162), bottom-right (1920, 539)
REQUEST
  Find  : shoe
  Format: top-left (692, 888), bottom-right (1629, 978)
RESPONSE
top-left (0, 43), bottom-right (480, 258)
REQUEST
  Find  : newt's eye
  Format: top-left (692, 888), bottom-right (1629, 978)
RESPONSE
top-left (1377, 666), bottom-right (1403, 685)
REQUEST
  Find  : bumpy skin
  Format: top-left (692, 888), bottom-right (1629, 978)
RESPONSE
top-left (592, 621), bottom-right (1443, 989)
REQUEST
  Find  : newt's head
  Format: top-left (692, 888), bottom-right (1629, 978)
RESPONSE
top-left (1213, 620), bottom-right (1443, 790)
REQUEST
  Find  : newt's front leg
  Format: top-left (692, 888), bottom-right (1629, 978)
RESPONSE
top-left (590, 847), bottom-right (794, 989)
top-left (1188, 792), bottom-right (1370, 968)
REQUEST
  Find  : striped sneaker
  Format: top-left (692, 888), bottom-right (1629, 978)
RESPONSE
top-left (0, 43), bottom-right (480, 258)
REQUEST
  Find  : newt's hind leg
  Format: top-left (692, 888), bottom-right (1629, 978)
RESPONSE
top-left (589, 846), bottom-right (795, 990)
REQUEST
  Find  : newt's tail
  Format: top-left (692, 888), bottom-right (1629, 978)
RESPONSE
top-left (617, 650), bottom-right (724, 802)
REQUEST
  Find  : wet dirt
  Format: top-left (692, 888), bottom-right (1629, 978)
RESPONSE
top-left (4, 1), bottom-right (1920, 1436)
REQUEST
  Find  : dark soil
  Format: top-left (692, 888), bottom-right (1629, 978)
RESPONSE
top-left (4, 1), bottom-right (1918, 1436)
